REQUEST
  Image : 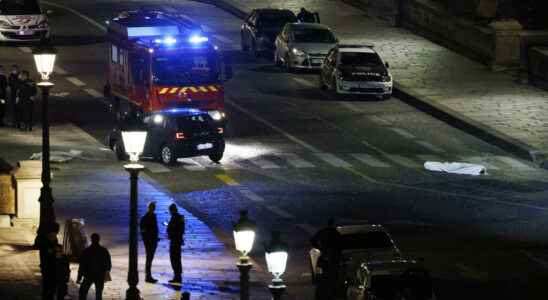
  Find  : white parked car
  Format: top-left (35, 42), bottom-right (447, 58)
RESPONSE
top-left (274, 22), bottom-right (337, 71)
top-left (319, 44), bottom-right (393, 99)
top-left (0, 0), bottom-right (50, 42)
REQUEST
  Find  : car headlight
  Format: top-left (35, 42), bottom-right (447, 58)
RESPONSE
top-left (382, 75), bottom-right (392, 82)
top-left (208, 110), bottom-right (226, 121)
top-left (292, 48), bottom-right (306, 57)
top-left (0, 21), bottom-right (11, 29)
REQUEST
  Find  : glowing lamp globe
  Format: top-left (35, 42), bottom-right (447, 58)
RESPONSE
top-left (121, 131), bottom-right (147, 162)
top-left (233, 210), bottom-right (256, 262)
top-left (265, 231), bottom-right (288, 283)
top-left (33, 45), bottom-right (57, 81)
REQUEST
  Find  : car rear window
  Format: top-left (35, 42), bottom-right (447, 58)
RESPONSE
top-left (293, 28), bottom-right (336, 43)
top-left (175, 114), bottom-right (212, 131)
top-left (0, 0), bottom-right (41, 15)
top-left (340, 52), bottom-right (383, 66)
top-left (339, 231), bottom-right (394, 250)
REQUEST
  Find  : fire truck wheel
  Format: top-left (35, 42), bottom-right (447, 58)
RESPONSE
top-left (113, 140), bottom-right (128, 161)
top-left (160, 145), bottom-right (177, 165)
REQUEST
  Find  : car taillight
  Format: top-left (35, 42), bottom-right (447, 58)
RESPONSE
top-left (175, 132), bottom-right (185, 140)
top-left (216, 127), bottom-right (224, 134)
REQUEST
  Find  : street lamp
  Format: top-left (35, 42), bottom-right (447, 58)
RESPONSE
top-left (32, 43), bottom-right (57, 282)
top-left (233, 210), bottom-right (256, 300)
top-left (265, 231), bottom-right (288, 300)
top-left (121, 129), bottom-right (147, 300)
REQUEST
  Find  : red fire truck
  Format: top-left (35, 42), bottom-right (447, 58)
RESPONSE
top-left (104, 10), bottom-right (232, 124)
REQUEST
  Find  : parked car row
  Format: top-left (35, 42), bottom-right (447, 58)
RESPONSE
top-left (241, 8), bottom-right (393, 100)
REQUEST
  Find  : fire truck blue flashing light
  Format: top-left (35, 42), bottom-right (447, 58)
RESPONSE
top-left (189, 34), bottom-right (208, 44)
top-left (154, 36), bottom-right (177, 45)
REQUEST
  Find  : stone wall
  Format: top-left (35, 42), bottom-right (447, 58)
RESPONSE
top-left (528, 47), bottom-right (548, 89)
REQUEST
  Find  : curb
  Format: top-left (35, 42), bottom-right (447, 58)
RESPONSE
top-left (393, 83), bottom-right (546, 163)
top-left (192, 0), bottom-right (547, 165)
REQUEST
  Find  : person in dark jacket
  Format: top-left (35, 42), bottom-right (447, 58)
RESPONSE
top-left (297, 7), bottom-right (316, 23)
top-left (77, 233), bottom-right (112, 300)
top-left (8, 64), bottom-right (19, 128)
top-left (17, 70), bottom-right (37, 131)
top-left (35, 222), bottom-right (61, 300)
top-left (167, 203), bottom-right (185, 284)
top-left (140, 201), bottom-right (159, 283)
top-left (54, 244), bottom-right (71, 300)
top-left (0, 65), bottom-right (7, 126)
top-left (311, 218), bottom-right (341, 300)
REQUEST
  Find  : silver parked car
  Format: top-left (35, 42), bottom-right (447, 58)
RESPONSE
top-left (274, 22), bottom-right (338, 71)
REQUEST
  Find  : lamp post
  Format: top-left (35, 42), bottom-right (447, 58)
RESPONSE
top-left (32, 44), bottom-right (57, 260)
top-left (233, 210), bottom-right (256, 300)
top-left (121, 130), bottom-right (147, 300)
top-left (265, 231), bottom-right (288, 300)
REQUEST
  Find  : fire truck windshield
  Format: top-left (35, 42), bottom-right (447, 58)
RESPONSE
top-left (152, 52), bottom-right (218, 85)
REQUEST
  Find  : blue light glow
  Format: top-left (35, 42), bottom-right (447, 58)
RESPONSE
top-left (189, 35), bottom-right (208, 44)
top-left (154, 36), bottom-right (177, 45)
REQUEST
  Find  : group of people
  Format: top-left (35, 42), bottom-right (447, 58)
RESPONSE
top-left (0, 64), bottom-right (37, 130)
top-left (36, 202), bottom-right (186, 300)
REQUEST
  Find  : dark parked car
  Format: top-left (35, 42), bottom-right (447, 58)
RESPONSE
top-left (240, 8), bottom-right (297, 56)
top-left (109, 108), bottom-right (225, 165)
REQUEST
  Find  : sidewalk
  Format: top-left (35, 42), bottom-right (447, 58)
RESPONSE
top-left (0, 124), bottom-right (271, 300)
top-left (196, 0), bottom-right (548, 164)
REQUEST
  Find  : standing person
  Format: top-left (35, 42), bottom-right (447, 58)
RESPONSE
top-left (140, 201), bottom-right (159, 283)
top-left (311, 218), bottom-right (341, 300)
top-left (34, 222), bottom-right (61, 300)
top-left (54, 244), bottom-right (71, 300)
top-left (167, 203), bottom-right (185, 284)
top-left (8, 64), bottom-right (19, 128)
top-left (77, 233), bottom-right (112, 300)
top-left (18, 70), bottom-right (37, 131)
top-left (0, 65), bottom-right (7, 127)
top-left (297, 7), bottom-right (316, 23)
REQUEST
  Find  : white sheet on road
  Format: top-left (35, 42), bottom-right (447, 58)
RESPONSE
top-left (30, 149), bottom-right (83, 162)
top-left (424, 161), bottom-right (487, 176)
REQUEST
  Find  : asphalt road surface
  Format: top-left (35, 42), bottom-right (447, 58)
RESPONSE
top-left (3, 0), bottom-right (548, 299)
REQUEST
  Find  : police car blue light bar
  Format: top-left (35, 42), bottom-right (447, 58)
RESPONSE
top-left (189, 34), bottom-right (208, 44)
top-left (154, 36), bottom-right (177, 45)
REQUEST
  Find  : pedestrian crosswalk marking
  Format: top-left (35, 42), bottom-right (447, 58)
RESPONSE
top-left (314, 153), bottom-right (352, 168)
top-left (416, 140), bottom-right (445, 153)
top-left (180, 158), bottom-right (206, 171)
top-left (495, 156), bottom-right (536, 171)
top-left (385, 154), bottom-right (421, 169)
top-left (216, 174), bottom-right (239, 186)
top-left (369, 115), bottom-right (391, 126)
top-left (276, 153), bottom-right (315, 168)
top-left (390, 128), bottom-right (416, 139)
top-left (84, 88), bottom-right (103, 98)
top-left (460, 156), bottom-right (499, 170)
top-left (216, 160), bottom-right (243, 170)
top-left (66, 77), bottom-right (86, 87)
top-left (350, 153), bottom-right (391, 168)
top-left (251, 157), bottom-right (281, 169)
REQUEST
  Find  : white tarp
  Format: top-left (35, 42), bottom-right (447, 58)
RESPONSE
top-left (30, 150), bottom-right (84, 163)
top-left (424, 161), bottom-right (486, 176)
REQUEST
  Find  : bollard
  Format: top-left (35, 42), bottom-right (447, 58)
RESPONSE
top-left (182, 292), bottom-right (190, 300)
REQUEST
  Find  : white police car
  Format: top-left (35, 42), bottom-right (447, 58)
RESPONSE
top-left (319, 44), bottom-right (392, 99)
top-left (0, 0), bottom-right (50, 42)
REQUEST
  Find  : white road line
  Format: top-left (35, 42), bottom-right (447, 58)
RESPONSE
top-left (179, 158), bottom-right (206, 171)
top-left (42, 0), bottom-right (106, 32)
top-left (415, 140), bottom-right (445, 153)
top-left (385, 154), bottom-right (421, 169)
top-left (142, 162), bottom-right (171, 173)
top-left (369, 115), bottom-right (391, 126)
top-left (66, 77), bottom-right (86, 87)
top-left (460, 156), bottom-right (500, 170)
top-left (83, 88), bottom-right (103, 98)
top-left (495, 156), bottom-right (536, 171)
top-left (240, 189), bottom-right (264, 203)
top-left (521, 250), bottom-right (548, 270)
top-left (276, 153), bottom-right (315, 168)
top-left (18, 47), bottom-right (32, 53)
top-left (296, 223), bottom-right (317, 235)
top-left (389, 127), bottom-right (416, 139)
top-left (226, 98), bottom-right (321, 153)
top-left (293, 77), bottom-right (316, 88)
top-left (54, 66), bottom-right (68, 75)
top-left (350, 153), bottom-right (391, 168)
top-left (251, 157), bottom-right (281, 169)
top-left (265, 205), bottom-right (295, 219)
top-left (314, 153), bottom-right (352, 168)
top-left (340, 102), bottom-right (362, 113)
top-left (217, 160), bottom-right (243, 170)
